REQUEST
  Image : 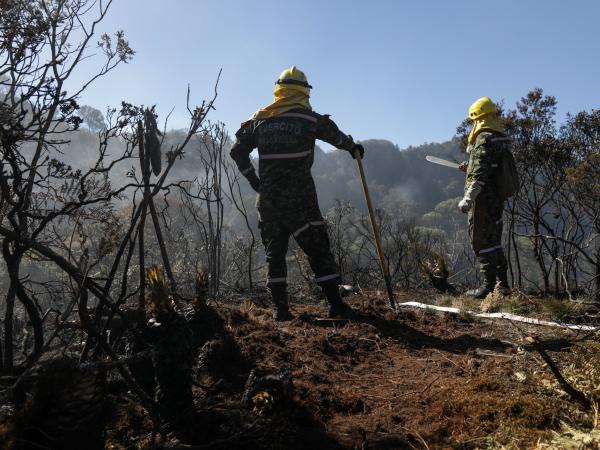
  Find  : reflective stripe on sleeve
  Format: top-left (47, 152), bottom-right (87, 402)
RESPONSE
top-left (315, 273), bottom-right (340, 283)
top-left (260, 150), bottom-right (312, 160)
top-left (278, 112), bottom-right (318, 123)
top-left (293, 221), bottom-right (326, 237)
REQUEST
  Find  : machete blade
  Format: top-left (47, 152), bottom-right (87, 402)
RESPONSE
top-left (425, 155), bottom-right (461, 169)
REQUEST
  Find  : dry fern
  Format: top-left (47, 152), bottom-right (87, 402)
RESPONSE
top-left (480, 281), bottom-right (505, 313)
top-left (145, 265), bottom-right (176, 322)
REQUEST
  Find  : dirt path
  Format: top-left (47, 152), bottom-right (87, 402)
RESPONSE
top-left (105, 290), bottom-right (599, 449)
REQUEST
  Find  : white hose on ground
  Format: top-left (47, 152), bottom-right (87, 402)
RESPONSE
top-left (398, 301), bottom-right (599, 332)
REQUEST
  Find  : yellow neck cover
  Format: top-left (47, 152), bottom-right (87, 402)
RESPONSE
top-left (252, 85), bottom-right (312, 120)
top-left (468, 113), bottom-right (505, 145)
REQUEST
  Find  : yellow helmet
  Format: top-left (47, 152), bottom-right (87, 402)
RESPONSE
top-left (468, 97), bottom-right (497, 121)
top-left (275, 66), bottom-right (312, 95)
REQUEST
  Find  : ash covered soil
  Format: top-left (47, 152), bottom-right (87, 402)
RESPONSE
top-left (104, 290), bottom-right (600, 449)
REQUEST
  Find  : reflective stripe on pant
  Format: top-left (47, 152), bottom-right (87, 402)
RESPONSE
top-left (259, 218), bottom-right (341, 288)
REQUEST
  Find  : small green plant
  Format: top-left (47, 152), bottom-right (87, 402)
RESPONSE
top-left (453, 295), bottom-right (481, 311)
top-left (501, 296), bottom-right (530, 315)
top-left (458, 309), bottom-right (479, 323)
top-left (543, 299), bottom-right (578, 323)
top-left (435, 294), bottom-right (454, 307)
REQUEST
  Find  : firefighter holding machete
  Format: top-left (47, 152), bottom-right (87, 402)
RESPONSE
top-left (459, 97), bottom-right (511, 299)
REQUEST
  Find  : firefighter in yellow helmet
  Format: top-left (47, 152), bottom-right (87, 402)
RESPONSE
top-left (229, 66), bottom-right (364, 320)
top-left (459, 97), bottom-right (511, 298)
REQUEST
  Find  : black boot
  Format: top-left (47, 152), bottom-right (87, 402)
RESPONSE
top-left (269, 285), bottom-right (292, 321)
top-left (322, 281), bottom-right (355, 318)
top-left (466, 257), bottom-right (496, 299)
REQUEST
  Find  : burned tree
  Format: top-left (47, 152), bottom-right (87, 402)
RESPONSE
top-left (0, 0), bottom-right (134, 373)
top-left (0, 0), bottom-right (221, 437)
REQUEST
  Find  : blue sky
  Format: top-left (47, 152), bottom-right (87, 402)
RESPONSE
top-left (71, 0), bottom-right (600, 149)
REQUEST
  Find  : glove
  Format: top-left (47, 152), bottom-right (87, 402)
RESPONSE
top-left (458, 197), bottom-right (472, 213)
top-left (350, 143), bottom-right (364, 160)
top-left (458, 161), bottom-right (468, 173)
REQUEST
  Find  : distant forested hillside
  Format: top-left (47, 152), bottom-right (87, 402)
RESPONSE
top-left (313, 139), bottom-right (464, 218)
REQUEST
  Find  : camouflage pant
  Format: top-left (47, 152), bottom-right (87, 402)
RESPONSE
top-left (259, 212), bottom-right (340, 291)
top-left (468, 197), bottom-right (508, 281)
top-left (468, 196), bottom-right (504, 256)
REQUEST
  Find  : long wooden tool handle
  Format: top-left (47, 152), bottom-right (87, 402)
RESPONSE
top-left (354, 152), bottom-right (396, 309)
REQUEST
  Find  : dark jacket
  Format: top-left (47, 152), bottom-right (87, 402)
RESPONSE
top-left (230, 108), bottom-right (354, 220)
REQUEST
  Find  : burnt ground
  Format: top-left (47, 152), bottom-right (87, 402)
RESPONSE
top-left (3, 289), bottom-right (599, 449)
top-left (105, 289), bottom-right (600, 449)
